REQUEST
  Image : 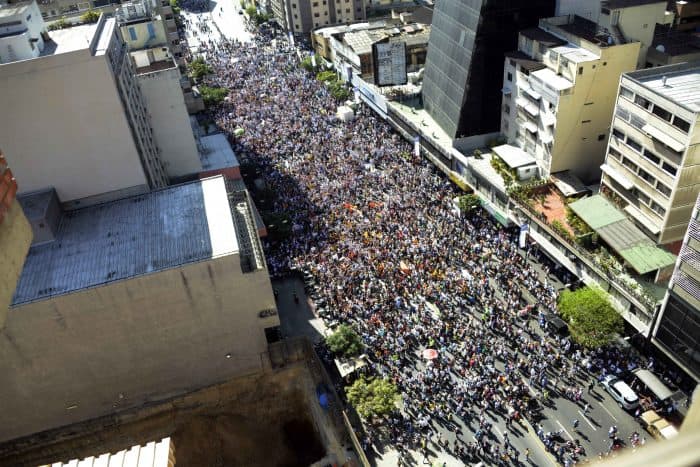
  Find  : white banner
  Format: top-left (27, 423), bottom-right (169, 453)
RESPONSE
top-left (414, 136), bottom-right (420, 157)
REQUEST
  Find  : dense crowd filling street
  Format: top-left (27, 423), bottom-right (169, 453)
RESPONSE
top-left (177, 6), bottom-right (687, 465)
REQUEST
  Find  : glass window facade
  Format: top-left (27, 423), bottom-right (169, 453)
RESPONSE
top-left (421, 0), bottom-right (555, 138)
top-left (656, 293), bottom-right (700, 379)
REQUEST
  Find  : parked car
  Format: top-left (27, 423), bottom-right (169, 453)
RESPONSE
top-left (601, 375), bottom-right (639, 410)
top-left (639, 410), bottom-right (680, 440)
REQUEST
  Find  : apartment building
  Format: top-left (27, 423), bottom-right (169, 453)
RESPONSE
top-left (421, 0), bottom-right (556, 139)
top-left (601, 62), bottom-right (700, 246)
top-left (500, 15), bottom-right (640, 183)
top-left (116, 0), bottom-right (183, 65)
top-left (0, 9), bottom-right (168, 206)
top-left (0, 0), bottom-right (46, 62)
top-left (269, 0), bottom-right (366, 35)
top-left (653, 194), bottom-right (700, 381)
top-left (646, 24), bottom-right (700, 67)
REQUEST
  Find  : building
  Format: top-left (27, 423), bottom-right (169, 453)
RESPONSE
top-left (131, 47), bottom-right (202, 178)
top-left (500, 15), bottom-right (640, 183)
top-left (0, 11), bottom-right (169, 207)
top-left (601, 62), bottom-right (700, 246)
top-left (0, 151), bottom-right (32, 327)
top-left (646, 23), bottom-right (700, 67)
top-left (312, 19), bottom-right (429, 84)
top-left (421, 0), bottom-right (556, 140)
top-left (116, 0), bottom-right (183, 66)
top-left (0, 175), bottom-right (279, 442)
top-left (39, 438), bottom-right (176, 467)
top-left (269, 0), bottom-right (366, 35)
top-left (0, 0), bottom-right (47, 62)
top-left (669, 0), bottom-right (700, 32)
top-left (653, 194), bottom-right (700, 382)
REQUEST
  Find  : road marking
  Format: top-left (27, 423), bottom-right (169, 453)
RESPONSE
top-left (494, 426), bottom-right (503, 439)
top-left (579, 410), bottom-right (597, 430)
top-left (556, 420), bottom-right (574, 440)
top-left (600, 404), bottom-right (617, 421)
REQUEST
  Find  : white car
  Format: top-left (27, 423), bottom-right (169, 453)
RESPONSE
top-left (601, 375), bottom-right (639, 410)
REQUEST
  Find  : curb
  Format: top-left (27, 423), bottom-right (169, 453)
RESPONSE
top-left (520, 416), bottom-right (562, 467)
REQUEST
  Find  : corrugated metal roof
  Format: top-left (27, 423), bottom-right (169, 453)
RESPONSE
top-left (570, 195), bottom-right (676, 274)
top-left (13, 177), bottom-right (238, 306)
top-left (40, 438), bottom-right (173, 467)
top-left (569, 195), bottom-right (627, 229)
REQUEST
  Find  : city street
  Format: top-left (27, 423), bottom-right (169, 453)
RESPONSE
top-left (178, 4), bottom-right (655, 466)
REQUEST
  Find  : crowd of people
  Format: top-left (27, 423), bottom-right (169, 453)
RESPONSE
top-left (181, 13), bottom-right (664, 466)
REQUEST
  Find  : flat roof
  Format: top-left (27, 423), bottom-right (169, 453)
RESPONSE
top-left (199, 134), bottom-right (240, 172)
top-left (12, 177), bottom-right (239, 306)
top-left (520, 28), bottom-right (567, 48)
top-left (493, 145), bottom-right (537, 168)
top-left (602, 0), bottom-right (665, 9)
top-left (505, 50), bottom-right (547, 73)
top-left (569, 195), bottom-right (676, 274)
top-left (41, 23), bottom-right (99, 56)
top-left (551, 171), bottom-right (589, 197)
top-left (551, 43), bottom-right (599, 63)
top-left (627, 63), bottom-right (700, 113)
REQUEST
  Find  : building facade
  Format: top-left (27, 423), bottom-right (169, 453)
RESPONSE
top-left (421, 0), bottom-right (556, 140)
top-left (500, 15), bottom-right (640, 183)
top-left (653, 194), bottom-right (700, 381)
top-left (0, 0), bottom-right (46, 62)
top-left (601, 62), bottom-right (700, 246)
top-left (1, 176), bottom-right (278, 443)
top-left (0, 151), bottom-right (32, 327)
top-left (270, 0), bottom-right (366, 35)
top-left (0, 12), bottom-right (168, 206)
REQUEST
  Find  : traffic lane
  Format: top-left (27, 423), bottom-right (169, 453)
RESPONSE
top-left (212, 0), bottom-right (253, 43)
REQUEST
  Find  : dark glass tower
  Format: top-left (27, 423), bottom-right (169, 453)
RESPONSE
top-left (422, 0), bottom-right (556, 139)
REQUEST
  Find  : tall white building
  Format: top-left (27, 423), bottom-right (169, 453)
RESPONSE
top-left (0, 6), bottom-right (168, 206)
top-left (601, 62), bottom-right (700, 246)
top-left (0, 0), bottom-right (46, 62)
top-left (500, 15), bottom-right (639, 183)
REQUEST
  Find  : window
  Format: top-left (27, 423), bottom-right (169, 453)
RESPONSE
top-left (620, 87), bottom-right (633, 99)
top-left (642, 149), bottom-right (660, 165)
top-left (598, 134), bottom-right (606, 141)
top-left (509, 59), bottom-right (516, 67)
top-left (582, 120), bottom-right (591, 124)
top-left (638, 168), bottom-right (655, 185)
top-left (656, 182), bottom-right (672, 197)
top-left (312, 1), bottom-right (318, 5)
top-left (507, 72), bottom-right (512, 82)
top-left (128, 27), bottom-right (137, 41)
top-left (651, 201), bottom-right (666, 216)
top-left (584, 102), bottom-right (594, 106)
top-left (662, 162), bottom-right (677, 176)
top-left (609, 147), bottom-right (621, 160)
top-left (294, 13), bottom-right (298, 18)
top-left (292, 3), bottom-right (297, 7)
top-left (539, 43), bottom-right (548, 54)
top-left (613, 128), bottom-right (625, 139)
top-left (578, 66), bottom-right (583, 75)
top-left (635, 95), bottom-right (652, 110)
top-left (627, 137), bottom-right (642, 152)
top-left (652, 105), bottom-right (672, 122)
top-left (314, 12), bottom-right (319, 16)
top-left (636, 189), bottom-right (650, 205)
top-left (673, 117), bottom-right (691, 133)
top-left (503, 104), bottom-right (510, 115)
top-left (147, 22), bottom-right (156, 40)
top-left (622, 157), bottom-right (638, 172)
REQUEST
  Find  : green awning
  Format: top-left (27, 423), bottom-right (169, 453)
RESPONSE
top-left (479, 198), bottom-right (510, 227)
top-left (568, 195), bottom-right (676, 275)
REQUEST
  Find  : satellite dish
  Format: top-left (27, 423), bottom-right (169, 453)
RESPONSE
top-left (656, 44), bottom-right (666, 53)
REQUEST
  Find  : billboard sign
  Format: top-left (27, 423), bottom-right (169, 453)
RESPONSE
top-left (373, 41), bottom-right (407, 87)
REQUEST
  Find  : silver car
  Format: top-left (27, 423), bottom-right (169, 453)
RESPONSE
top-left (601, 375), bottom-right (639, 410)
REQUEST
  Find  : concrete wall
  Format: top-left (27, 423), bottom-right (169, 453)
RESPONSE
top-left (120, 18), bottom-right (168, 50)
top-left (0, 254), bottom-right (279, 442)
top-left (0, 200), bottom-right (32, 328)
top-left (599, 2), bottom-right (667, 68)
top-left (137, 66), bottom-right (201, 178)
top-left (0, 51), bottom-right (150, 202)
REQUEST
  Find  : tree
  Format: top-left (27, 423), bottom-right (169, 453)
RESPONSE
top-left (245, 5), bottom-right (257, 16)
top-left (328, 80), bottom-right (350, 101)
top-left (199, 85), bottom-right (228, 107)
top-left (80, 9), bottom-right (100, 23)
top-left (558, 286), bottom-right (623, 348)
top-left (325, 324), bottom-right (363, 358)
top-left (458, 194), bottom-right (480, 214)
top-left (48, 17), bottom-right (70, 31)
top-left (169, 0), bottom-right (181, 15)
top-left (188, 57), bottom-right (213, 80)
top-left (346, 377), bottom-right (399, 420)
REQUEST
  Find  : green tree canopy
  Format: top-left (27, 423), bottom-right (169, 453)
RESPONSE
top-left (199, 85), bottom-right (228, 107)
top-left (458, 194), bottom-right (480, 214)
top-left (80, 10), bottom-right (100, 23)
top-left (188, 57), bottom-right (214, 80)
top-left (558, 286), bottom-right (623, 348)
top-left (325, 324), bottom-right (363, 358)
top-left (346, 377), bottom-right (399, 420)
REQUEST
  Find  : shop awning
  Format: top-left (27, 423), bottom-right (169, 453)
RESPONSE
top-left (642, 124), bottom-right (685, 153)
top-left (601, 163), bottom-right (634, 190)
top-left (632, 369), bottom-right (674, 401)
